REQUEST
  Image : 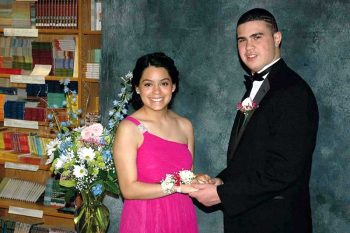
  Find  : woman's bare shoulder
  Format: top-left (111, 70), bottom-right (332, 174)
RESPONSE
top-left (116, 117), bottom-right (139, 134)
top-left (169, 111), bottom-right (193, 131)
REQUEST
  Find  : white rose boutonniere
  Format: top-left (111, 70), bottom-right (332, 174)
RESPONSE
top-left (236, 97), bottom-right (258, 115)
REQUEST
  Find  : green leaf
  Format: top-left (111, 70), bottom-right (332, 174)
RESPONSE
top-left (64, 188), bottom-right (77, 203)
top-left (104, 180), bottom-right (119, 195)
top-left (59, 179), bottom-right (76, 187)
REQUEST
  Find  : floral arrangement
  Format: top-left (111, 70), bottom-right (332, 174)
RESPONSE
top-left (45, 72), bottom-right (133, 232)
top-left (46, 72), bottom-right (132, 193)
top-left (237, 97), bottom-right (258, 115)
top-left (160, 170), bottom-right (195, 194)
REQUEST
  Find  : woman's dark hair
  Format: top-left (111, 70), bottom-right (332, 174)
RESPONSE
top-left (131, 52), bottom-right (179, 110)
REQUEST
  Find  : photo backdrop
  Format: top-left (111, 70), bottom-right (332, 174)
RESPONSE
top-left (100, 1), bottom-right (350, 232)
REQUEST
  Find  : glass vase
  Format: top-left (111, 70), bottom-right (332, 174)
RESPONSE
top-left (75, 190), bottom-right (110, 233)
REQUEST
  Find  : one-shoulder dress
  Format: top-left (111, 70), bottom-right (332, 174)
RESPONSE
top-left (118, 116), bottom-right (198, 233)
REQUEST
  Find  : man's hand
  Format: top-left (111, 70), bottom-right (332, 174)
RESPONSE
top-left (189, 183), bottom-right (221, 207)
top-left (193, 173), bottom-right (212, 184)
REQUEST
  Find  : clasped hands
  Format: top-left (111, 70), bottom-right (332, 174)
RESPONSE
top-left (181, 173), bottom-right (223, 207)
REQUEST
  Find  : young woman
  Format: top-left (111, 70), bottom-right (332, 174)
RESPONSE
top-left (114, 52), bottom-right (198, 233)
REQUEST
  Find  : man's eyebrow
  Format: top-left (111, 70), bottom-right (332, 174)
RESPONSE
top-left (237, 32), bottom-right (264, 41)
top-left (250, 32), bottom-right (263, 38)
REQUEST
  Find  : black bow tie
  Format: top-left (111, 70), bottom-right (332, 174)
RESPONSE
top-left (244, 66), bottom-right (272, 91)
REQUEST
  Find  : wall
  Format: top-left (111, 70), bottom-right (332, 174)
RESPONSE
top-left (100, 1), bottom-right (350, 232)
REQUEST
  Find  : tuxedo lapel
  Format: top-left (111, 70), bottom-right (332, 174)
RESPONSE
top-left (253, 78), bottom-right (270, 105)
top-left (228, 75), bottom-right (271, 161)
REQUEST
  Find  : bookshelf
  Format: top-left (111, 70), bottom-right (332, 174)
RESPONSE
top-left (0, 0), bottom-right (102, 231)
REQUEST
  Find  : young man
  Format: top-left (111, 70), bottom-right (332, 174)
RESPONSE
top-left (190, 8), bottom-right (319, 233)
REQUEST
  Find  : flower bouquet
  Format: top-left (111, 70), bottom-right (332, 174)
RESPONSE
top-left (45, 72), bottom-right (133, 233)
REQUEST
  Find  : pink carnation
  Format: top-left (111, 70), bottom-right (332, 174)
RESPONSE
top-left (89, 123), bottom-right (103, 137)
top-left (81, 123), bottom-right (103, 143)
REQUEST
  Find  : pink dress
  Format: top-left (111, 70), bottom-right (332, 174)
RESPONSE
top-left (118, 116), bottom-right (198, 233)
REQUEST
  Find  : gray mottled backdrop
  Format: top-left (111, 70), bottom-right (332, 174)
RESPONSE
top-left (100, 1), bottom-right (350, 232)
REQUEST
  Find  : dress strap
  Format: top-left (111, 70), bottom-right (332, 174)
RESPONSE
top-left (125, 116), bottom-right (148, 133)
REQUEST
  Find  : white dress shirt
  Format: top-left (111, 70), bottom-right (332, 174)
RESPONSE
top-left (249, 58), bottom-right (281, 100)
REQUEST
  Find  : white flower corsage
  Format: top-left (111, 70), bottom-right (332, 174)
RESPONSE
top-left (160, 170), bottom-right (195, 194)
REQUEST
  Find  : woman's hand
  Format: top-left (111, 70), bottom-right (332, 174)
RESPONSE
top-left (177, 184), bottom-right (198, 194)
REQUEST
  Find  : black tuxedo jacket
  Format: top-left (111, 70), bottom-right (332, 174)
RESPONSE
top-left (217, 59), bottom-right (319, 233)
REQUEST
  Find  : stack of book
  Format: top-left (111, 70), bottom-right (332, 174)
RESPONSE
top-left (44, 178), bottom-right (67, 208)
top-left (11, 37), bottom-right (34, 71)
top-left (4, 100), bottom-right (26, 120)
top-left (32, 42), bottom-right (53, 74)
top-left (85, 48), bottom-right (101, 79)
top-left (24, 107), bottom-right (47, 122)
top-left (26, 84), bottom-right (49, 98)
top-left (0, 0), bottom-right (12, 28)
top-left (91, 0), bottom-right (102, 31)
top-left (31, 225), bottom-right (76, 233)
top-left (35, 0), bottom-right (78, 29)
top-left (0, 178), bottom-right (46, 203)
top-left (0, 217), bottom-right (76, 233)
top-left (11, 132), bottom-right (30, 153)
top-left (85, 63), bottom-right (100, 79)
top-left (52, 38), bottom-right (76, 77)
top-left (12, 0), bottom-right (32, 28)
top-left (28, 134), bottom-right (52, 157)
top-left (0, 131), bottom-right (30, 153)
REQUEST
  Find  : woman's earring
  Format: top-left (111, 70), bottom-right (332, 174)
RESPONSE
top-left (136, 89), bottom-right (140, 94)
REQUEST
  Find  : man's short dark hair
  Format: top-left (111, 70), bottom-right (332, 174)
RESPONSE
top-left (237, 8), bottom-right (278, 33)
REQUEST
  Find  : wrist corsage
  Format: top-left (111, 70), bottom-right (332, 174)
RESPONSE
top-left (160, 170), bottom-right (195, 194)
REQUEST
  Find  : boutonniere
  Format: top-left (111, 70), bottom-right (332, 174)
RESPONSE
top-left (236, 97), bottom-right (258, 115)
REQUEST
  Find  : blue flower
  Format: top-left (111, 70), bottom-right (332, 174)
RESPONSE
top-left (102, 150), bottom-right (112, 161)
top-left (64, 86), bottom-right (69, 93)
top-left (47, 114), bottom-right (53, 120)
top-left (92, 184), bottom-right (104, 197)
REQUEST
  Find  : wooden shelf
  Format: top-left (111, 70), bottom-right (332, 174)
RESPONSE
top-left (0, 28), bottom-right (78, 35)
top-left (0, 74), bottom-right (79, 82)
top-left (82, 30), bottom-right (101, 35)
top-left (0, 199), bottom-right (75, 230)
top-left (0, 199), bottom-right (74, 220)
top-left (38, 28), bottom-right (79, 35)
top-left (82, 78), bottom-right (99, 83)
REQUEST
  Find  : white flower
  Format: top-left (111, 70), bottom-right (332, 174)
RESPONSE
top-left (78, 147), bottom-right (95, 162)
top-left (237, 97), bottom-right (258, 113)
top-left (46, 139), bottom-right (61, 165)
top-left (73, 165), bottom-right (87, 178)
top-left (54, 158), bottom-right (64, 169)
top-left (179, 170), bottom-right (195, 184)
top-left (66, 150), bottom-right (75, 160)
top-left (161, 174), bottom-right (176, 194)
top-left (241, 97), bottom-right (254, 109)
